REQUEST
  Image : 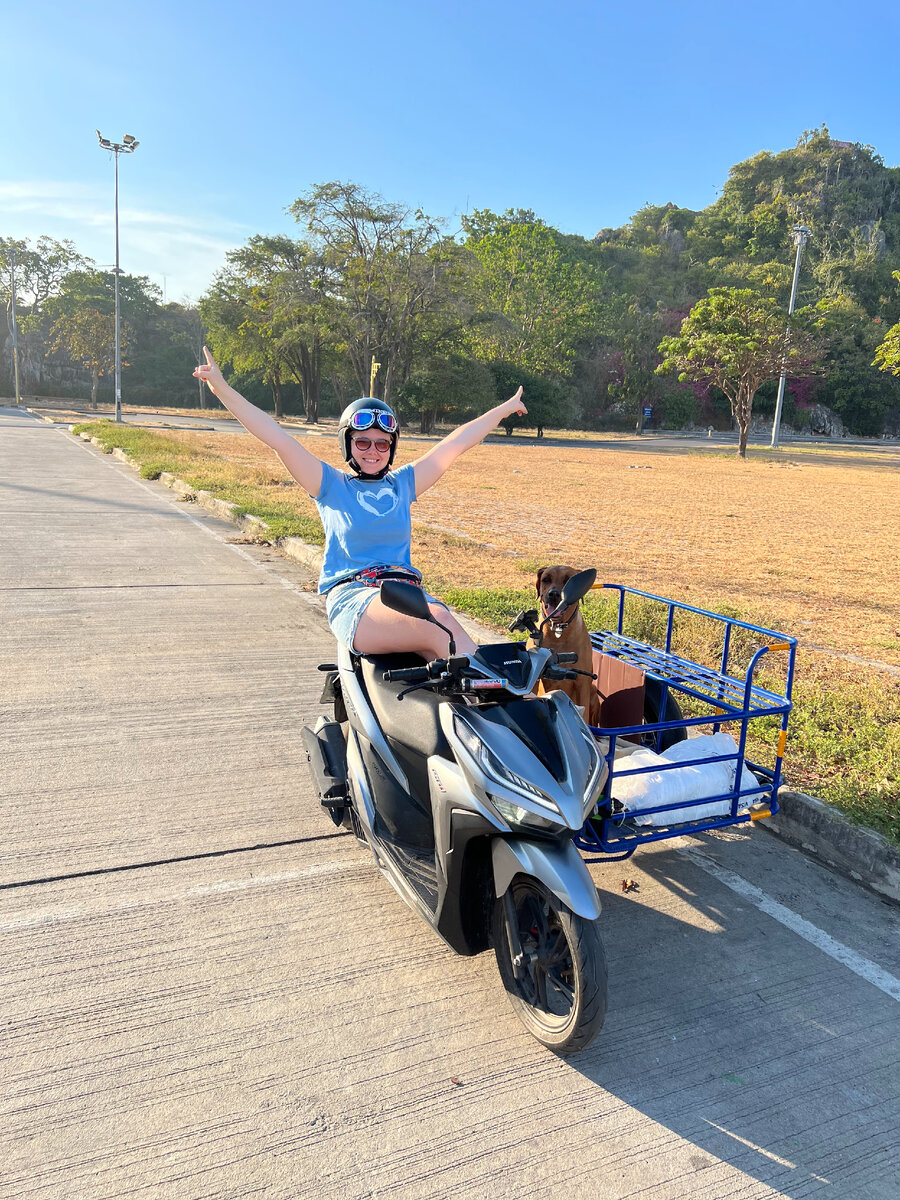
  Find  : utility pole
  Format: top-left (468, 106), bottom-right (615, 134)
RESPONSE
top-left (96, 131), bottom-right (140, 423)
top-left (7, 244), bottom-right (22, 406)
top-left (771, 224), bottom-right (811, 449)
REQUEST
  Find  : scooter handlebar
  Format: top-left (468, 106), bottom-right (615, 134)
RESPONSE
top-left (383, 666), bottom-right (431, 683)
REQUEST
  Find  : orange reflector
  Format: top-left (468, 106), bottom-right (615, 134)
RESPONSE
top-left (768, 641), bottom-right (791, 651)
top-left (777, 730), bottom-right (787, 757)
top-left (750, 808), bottom-right (772, 821)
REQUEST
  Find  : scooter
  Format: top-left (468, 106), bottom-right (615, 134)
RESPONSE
top-left (302, 569), bottom-right (609, 1053)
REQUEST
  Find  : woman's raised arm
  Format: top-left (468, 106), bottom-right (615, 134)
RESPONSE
top-left (412, 388), bottom-right (526, 495)
top-left (193, 347), bottom-right (323, 495)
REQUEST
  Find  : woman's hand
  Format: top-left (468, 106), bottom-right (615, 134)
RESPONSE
top-left (193, 346), bottom-right (226, 394)
top-left (501, 386), bottom-right (527, 418)
top-left (413, 386), bottom-right (527, 496)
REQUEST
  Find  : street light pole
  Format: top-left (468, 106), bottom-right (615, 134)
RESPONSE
top-left (96, 131), bottom-right (139, 423)
top-left (8, 244), bottom-right (21, 406)
top-left (771, 224), bottom-right (811, 449)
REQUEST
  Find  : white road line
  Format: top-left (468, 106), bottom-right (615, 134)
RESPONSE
top-left (682, 848), bottom-right (900, 1002)
top-left (701, 1120), bottom-right (797, 1169)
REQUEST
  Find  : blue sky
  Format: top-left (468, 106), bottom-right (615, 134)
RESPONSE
top-left (4, 0), bottom-right (899, 301)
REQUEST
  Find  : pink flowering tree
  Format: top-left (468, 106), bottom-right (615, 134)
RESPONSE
top-left (657, 288), bottom-right (822, 457)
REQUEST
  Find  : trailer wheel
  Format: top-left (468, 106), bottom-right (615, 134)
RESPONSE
top-left (643, 678), bottom-right (688, 751)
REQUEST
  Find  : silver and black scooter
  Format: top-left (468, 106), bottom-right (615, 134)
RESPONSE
top-left (302, 569), bottom-right (608, 1052)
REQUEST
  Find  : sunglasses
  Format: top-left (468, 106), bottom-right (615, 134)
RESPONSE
top-left (349, 409), bottom-right (398, 433)
top-left (351, 436), bottom-right (392, 453)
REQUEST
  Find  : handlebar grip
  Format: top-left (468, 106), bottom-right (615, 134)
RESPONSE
top-left (556, 652), bottom-right (579, 664)
top-left (383, 667), bottom-right (429, 683)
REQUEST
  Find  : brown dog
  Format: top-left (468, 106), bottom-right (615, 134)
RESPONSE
top-left (527, 565), bottom-right (601, 725)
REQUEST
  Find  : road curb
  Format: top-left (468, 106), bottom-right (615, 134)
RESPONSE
top-left (766, 790), bottom-right (900, 904)
top-left (69, 426), bottom-right (899, 904)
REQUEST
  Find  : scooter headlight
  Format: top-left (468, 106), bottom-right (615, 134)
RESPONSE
top-left (581, 727), bottom-right (605, 818)
top-left (453, 715), bottom-right (561, 817)
top-left (488, 795), bottom-right (559, 831)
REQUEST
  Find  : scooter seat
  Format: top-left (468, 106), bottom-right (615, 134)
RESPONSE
top-left (359, 654), bottom-right (452, 761)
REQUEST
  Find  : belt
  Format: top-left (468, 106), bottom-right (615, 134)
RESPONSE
top-left (353, 567), bottom-right (423, 589)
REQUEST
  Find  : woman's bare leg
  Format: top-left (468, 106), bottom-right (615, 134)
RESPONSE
top-left (352, 595), bottom-right (477, 658)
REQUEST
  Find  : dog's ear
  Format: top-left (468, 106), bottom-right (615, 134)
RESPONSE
top-left (535, 568), bottom-right (545, 596)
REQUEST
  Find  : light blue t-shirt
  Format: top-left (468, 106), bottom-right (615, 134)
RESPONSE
top-left (314, 461), bottom-right (420, 593)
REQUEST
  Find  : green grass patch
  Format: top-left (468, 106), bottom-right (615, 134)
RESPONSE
top-left (765, 659), bottom-right (900, 843)
top-left (139, 461), bottom-right (169, 480)
top-left (72, 421), bottom-right (324, 545)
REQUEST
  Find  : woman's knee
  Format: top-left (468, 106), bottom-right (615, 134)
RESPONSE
top-left (427, 603), bottom-right (476, 654)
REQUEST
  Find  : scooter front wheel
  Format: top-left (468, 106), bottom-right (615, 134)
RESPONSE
top-left (493, 877), bottom-right (607, 1054)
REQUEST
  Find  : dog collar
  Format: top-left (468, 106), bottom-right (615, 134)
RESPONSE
top-left (542, 601), bottom-right (578, 639)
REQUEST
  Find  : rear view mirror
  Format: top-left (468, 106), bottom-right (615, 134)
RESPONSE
top-left (380, 579), bottom-right (433, 622)
top-left (379, 579), bottom-right (457, 656)
top-left (557, 568), bottom-right (597, 614)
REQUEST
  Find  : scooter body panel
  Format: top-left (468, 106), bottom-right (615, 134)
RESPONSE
top-left (324, 639), bottom-right (603, 955)
top-left (491, 837), bottom-right (603, 920)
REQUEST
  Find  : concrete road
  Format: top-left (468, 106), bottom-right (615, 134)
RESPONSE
top-left (2, 406), bottom-right (899, 1200)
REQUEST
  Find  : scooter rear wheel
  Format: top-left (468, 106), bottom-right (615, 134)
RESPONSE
top-left (493, 877), bottom-right (607, 1053)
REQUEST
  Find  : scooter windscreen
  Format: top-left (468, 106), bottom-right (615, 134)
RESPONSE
top-left (472, 642), bottom-right (543, 692)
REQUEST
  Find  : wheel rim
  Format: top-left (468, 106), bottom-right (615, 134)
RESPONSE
top-left (508, 885), bottom-right (577, 1025)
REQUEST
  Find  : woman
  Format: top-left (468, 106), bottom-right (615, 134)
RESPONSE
top-left (193, 348), bottom-right (527, 659)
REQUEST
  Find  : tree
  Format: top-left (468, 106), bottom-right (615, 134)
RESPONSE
top-left (874, 271), bottom-right (900, 379)
top-left (397, 354), bottom-right (494, 434)
top-left (1, 236), bottom-right (90, 391)
top-left (44, 269), bottom-right (183, 407)
top-left (202, 235), bottom-right (331, 420)
top-left (48, 308), bottom-right (129, 409)
top-left (0, 236), bottom-right (88, 321)
top-left (168, 303), bottom-right (207, 408)
top-left (464, 216), bottom-right (603, 378)
top-left (657, 288), bottom-right (822, 457)
top-left (805, 293), bottom-right (899, 434)
top-left (488, 361), bottom-right (575, 437)
top-left (290, 181), bottom-right (467, 408)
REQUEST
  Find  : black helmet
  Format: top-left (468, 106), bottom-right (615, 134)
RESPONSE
top-left (338, 397), bottom-right (400, 479)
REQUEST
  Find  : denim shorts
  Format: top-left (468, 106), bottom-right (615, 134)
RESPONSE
top-left (325, 578), bottom-right (446, 652)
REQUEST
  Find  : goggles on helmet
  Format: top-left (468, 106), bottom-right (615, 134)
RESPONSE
top-left (348, 409), bottom-right (398, 434)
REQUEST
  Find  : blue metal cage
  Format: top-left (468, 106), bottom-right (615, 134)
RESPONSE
top-left (575, 585), bottom-right (797, 862)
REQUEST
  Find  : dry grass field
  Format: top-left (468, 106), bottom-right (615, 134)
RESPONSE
top-left (164, 427), bottom-right (900, 667)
